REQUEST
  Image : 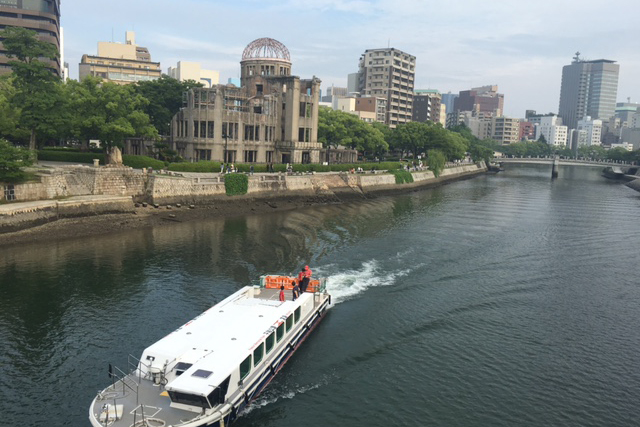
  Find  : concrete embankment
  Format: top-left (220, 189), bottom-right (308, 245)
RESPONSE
top-left (0, 195), bottom-right (134, 234)
top-left (150, 163), bottom-right (486, 205)
top-left (0, 163), bottom-right (485, 234)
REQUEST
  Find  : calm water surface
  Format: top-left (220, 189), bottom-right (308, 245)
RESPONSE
top-left (1, 164), bottom-right (640, 427)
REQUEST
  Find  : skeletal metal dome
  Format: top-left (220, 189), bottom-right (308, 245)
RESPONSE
top-left (242, 38), bottom-right (291, 62)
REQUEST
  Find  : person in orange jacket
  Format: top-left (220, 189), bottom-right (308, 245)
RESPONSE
top-left (300, 265), bottom-right (312, 293)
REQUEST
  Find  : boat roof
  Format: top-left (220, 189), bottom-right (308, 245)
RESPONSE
top-left (141, 286), bottom-right (310, 397)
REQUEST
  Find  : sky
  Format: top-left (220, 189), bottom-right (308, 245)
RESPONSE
top-left (61, 0), bottom-right (640, 118)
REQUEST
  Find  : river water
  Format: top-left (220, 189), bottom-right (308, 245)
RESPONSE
top-left (1, 164), bottom-right (639, 427)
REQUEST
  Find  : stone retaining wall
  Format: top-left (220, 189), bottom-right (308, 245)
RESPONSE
top-left (0, 196), bottom-right (134, 234)
top-left (149, 163), bottom-right (486, 204)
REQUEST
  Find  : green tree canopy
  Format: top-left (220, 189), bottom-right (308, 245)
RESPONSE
top-left (427, 149), bottom-right (446, 177)
top-left (0, 138), bottom-right (33, 182)
top-left (317, 107), bottom-right (389, 156)
top-left (64, 76), bottom-right (158, 150)
top-left (133, 76), bottom-right (203, 136)
top-left (0, 26), bottom-right (61, 151)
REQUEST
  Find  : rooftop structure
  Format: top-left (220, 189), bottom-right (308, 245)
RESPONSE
top-left (79, 31), bottom-right (161, 85)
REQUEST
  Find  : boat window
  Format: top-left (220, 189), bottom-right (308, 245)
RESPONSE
top-left (192, 369), bottom-right (212, 379)
top-left (168, 391), bottom-right (210, 408)
top-left (240, 355), bottom-right (252, 379)
top-left (174, 362), bottom-right (193, 376)
top-left (253, 343), bottom-right (264, 366)
top-left (286, 314), bottom-right (293, 332)
top-left (265, 332), bottom-right (275, 354)
top-left (207, 376), bottom-right (230, 406)
top-left (294, 307), bottom-right (301, 323)
top-left (276, 323), bottom-right (284, 342)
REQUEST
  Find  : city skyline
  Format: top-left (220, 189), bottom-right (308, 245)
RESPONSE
top-left (60, 0), bottom-right (639, 119)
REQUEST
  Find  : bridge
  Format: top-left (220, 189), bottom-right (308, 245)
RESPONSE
top-left (498, 157), bottom-right (627, 168)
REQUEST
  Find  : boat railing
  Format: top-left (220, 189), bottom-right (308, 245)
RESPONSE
top-left (260, 275), bottom-right (326, 293)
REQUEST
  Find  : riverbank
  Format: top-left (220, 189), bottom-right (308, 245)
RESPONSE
top-left (0, 163), bottom-right (486, 246)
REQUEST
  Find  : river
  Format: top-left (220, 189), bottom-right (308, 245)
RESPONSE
top-left (1, 164), bottom-right (639, 427)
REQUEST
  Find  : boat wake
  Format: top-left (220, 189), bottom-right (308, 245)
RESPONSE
top-left (241, 380), bottom-right (326, 415)
top-left (317, 260), bottom-right (411, 304)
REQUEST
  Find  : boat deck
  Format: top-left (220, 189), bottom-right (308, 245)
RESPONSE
top-left (92, 375), bottom-right (190, 427)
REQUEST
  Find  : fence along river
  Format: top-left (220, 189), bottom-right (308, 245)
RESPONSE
top-left (1, 163), bottom-right (639, 427)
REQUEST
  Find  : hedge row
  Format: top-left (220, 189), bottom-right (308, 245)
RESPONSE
top-left (169, 161), bottom-right (403, 173)
top-left (37, 150), bottom-right (165, 170)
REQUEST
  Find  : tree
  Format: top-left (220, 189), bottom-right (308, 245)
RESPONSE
top-left (0, 27), bottom-right (60, 152)
top-left (317, 107), bottom-right (389, 160)
top-left (133, 76), bottom-right (203, 136)
top-left (427, 149), bottom-right (446, 177)
top-left (0, 138), bottom-right (33, 182)
top-left (65, 77), bottom-right (158, 163)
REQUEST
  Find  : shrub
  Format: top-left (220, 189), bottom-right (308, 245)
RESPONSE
top-left (122, 155), bottom-right (165, 170)
top-left (37, 150), bottom-right (102, 164)
top-left (224, 173), bottom-right (248, 196)
top-left (168, 161), bottom-right (221, 173)
top-left (1, 139), bottom-right (34, 183)
top-left (391, 169), bottom-right (414, 184)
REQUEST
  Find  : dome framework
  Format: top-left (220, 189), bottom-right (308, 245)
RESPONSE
top-left (242, 38), bottom-right (291, 62)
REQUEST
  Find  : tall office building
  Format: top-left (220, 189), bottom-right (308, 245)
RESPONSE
top-left (0, 0), bottom-right (61, 76)
top-left (558, 52), bottom-right (619, 131)
top-left (354, 47), bottom-right (416, 127)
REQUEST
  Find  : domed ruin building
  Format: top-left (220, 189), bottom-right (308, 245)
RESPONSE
top-left (170, 38), bottom-right (322, 164)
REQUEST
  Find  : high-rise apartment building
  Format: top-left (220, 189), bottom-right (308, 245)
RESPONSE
top-left (79, 31), bottom-right (161, 85)
top-left (412, 89), bottom-right (441, 124)
top-left (0, 0), bottom-right (61, 76)
top-left (558, 53), bottom-right (619, 131)
top-left (492, 117), bottom-right (520, 145)
top-left (354, 47), bottom-right (416, 127)
top-left (441, 92), bottom-right (458, 117)
top-left (454, 85), bottom-right (504, 116)
top-left (167, 61), bottom-right (219, 88)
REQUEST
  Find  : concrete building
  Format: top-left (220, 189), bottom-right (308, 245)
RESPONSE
top-left (412, 89), bottom-right (441, 124)
top-left (354, 47), bottom-right (416, 127)
top-left (167, 61), bottom-right (219, 87)
top-left (355, 96), bottom-right (387, 123)
top-left (519, 121), bottom-right (535, 141)
top-left (558, 52), bottom-right (619, 130)
top-left (492, 117), bottom-right (520, 145)
top-left (576, 116), bottom-right (602, 146)
top-left (441, 92), bottom-right (458, 117)
top-left (454, 85), bottom-right (503, 117)
top-left (79, 31), bottom-right (161, 84)
top-left (347, 72), bottom-right (359, 94)
top-left (321, 85), bottom-right (348, 103)
top-left (534, 115), bottom-right (568, 146)
top-left (171, 37), bottom-right (323, 164)
top-left (0, 0), bottom-right (61, 77)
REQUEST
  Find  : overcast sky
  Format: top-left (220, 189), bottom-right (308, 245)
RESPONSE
top-left (62, 0), bottom-right (639, 118)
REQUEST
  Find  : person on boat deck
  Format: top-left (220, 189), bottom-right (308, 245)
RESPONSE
top-left (300, 265), bottom-right (312, 293)
top-left (279, 285), bottom-right (286, 302)
top-left (292, 280), bottom-right (300, 301)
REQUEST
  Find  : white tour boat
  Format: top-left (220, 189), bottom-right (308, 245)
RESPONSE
top-left (89, 275), bottom-right (331, 427)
